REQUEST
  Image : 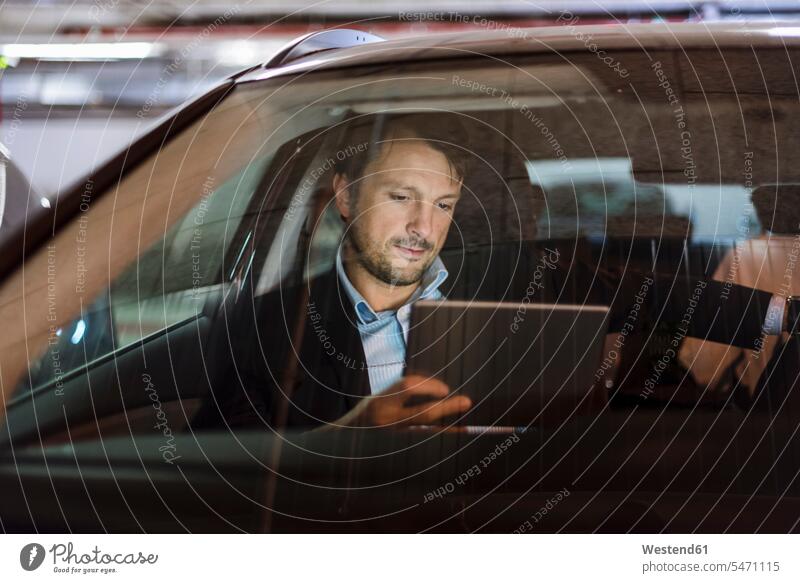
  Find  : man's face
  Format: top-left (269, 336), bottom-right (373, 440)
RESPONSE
top-left (335, 140), bottom-right (462, 287)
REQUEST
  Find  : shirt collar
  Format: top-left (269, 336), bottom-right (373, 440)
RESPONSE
top-left (335, 244), bottom-right (448, 325)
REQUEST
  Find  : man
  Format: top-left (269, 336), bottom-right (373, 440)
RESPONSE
top-left (324, 112), bottom-right (474, 427)
top-left (194, 113), bottom-right (475, 430)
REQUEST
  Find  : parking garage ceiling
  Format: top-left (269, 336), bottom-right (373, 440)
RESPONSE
top-left (4, 0), bottom-right (800, 36)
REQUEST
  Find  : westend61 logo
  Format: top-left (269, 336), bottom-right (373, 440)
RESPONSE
top-left (20, 543), bottom-right (46, 571)
top-left (19, 542), bottom-right (158, 574)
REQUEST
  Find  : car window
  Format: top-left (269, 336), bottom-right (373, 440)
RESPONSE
top-left (16, 157), bottom-right (269, 394)
top-left (1, 82), bottom-right (341, 402)
top-left (214, 49), bottom-right (800, 430)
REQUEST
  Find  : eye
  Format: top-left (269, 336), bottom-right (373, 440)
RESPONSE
top-left (437, 201), bottom-right (454, 212)
top-left (389, 192), bottom-right (409, 202)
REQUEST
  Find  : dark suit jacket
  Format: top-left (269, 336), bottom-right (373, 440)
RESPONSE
top-left (193, 268), bottom-right (371, 430)
top-left (193, 243), bottom-right (777, 430)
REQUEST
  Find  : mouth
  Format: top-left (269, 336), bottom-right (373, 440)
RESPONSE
top-left (393, 244), bottom-right (427, 260)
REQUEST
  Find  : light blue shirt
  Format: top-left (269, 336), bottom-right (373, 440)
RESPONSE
top-left (336, 246), bottom-right (448, 394)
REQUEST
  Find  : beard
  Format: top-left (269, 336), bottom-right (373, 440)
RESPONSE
top-left (346, 221), bottom-right (435, 287)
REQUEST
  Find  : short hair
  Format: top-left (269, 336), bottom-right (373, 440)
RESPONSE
top-left (752, 184), bottom-right (800, 234)
top-left (332, 112), bottom-right (471, 193)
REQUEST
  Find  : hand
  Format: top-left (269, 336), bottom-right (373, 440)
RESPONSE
top-left (335, 374), bottom-right (472, 428)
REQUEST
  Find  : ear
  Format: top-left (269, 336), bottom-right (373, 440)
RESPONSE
top-left (333, 173), bottom-right (353, 222)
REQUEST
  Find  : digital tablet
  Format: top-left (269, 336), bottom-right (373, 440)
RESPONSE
top-left (405, 300), bottom-right (610, 427)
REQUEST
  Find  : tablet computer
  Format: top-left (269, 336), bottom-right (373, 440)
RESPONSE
top-left (405, 300), bottom-right (610, 427)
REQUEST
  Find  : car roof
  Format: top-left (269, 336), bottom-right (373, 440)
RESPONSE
top-left (237, 21), bottom-right (800, 83)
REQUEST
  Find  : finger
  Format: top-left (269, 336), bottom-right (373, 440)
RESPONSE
top-left (402, 375), bottom-right (450, 396)
top-left (404, 395), bottom-right (472, 424)
top-left (382, 374), bottom-right (449, 398)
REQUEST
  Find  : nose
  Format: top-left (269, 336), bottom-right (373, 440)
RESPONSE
top-left (407, 199), bottom-right (434, 241)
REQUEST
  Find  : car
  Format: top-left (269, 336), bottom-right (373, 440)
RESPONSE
top-left (1, 23), bottom-right (799, 533)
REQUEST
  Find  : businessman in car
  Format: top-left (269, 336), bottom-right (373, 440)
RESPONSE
top-left (194, 113), bottom-right (474, 429)
top-left (193, 112), bottom-right (789, 431)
